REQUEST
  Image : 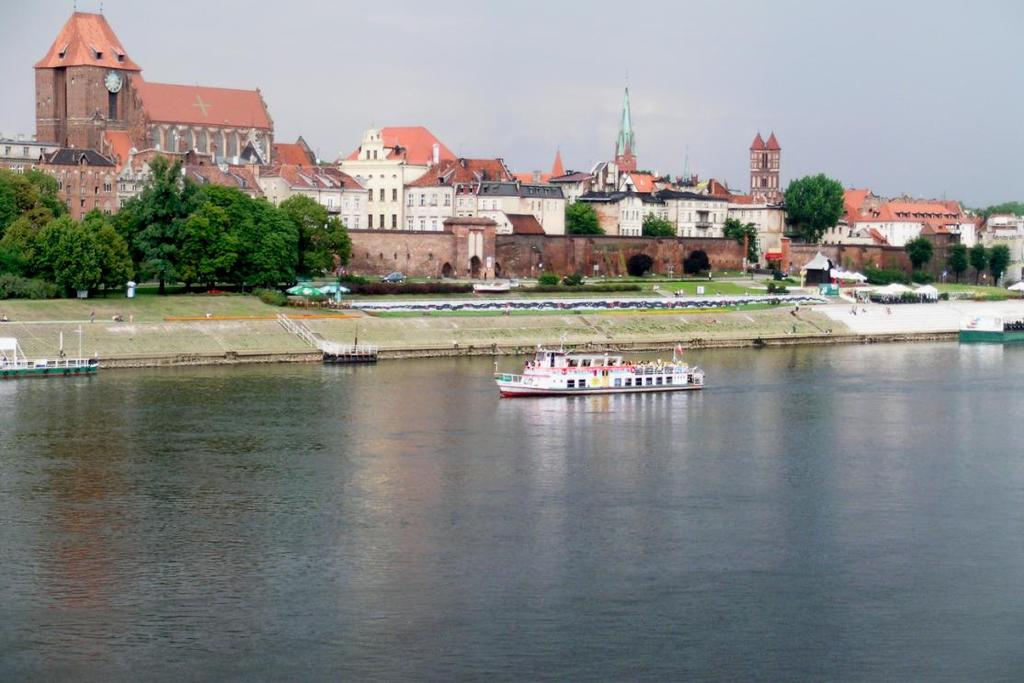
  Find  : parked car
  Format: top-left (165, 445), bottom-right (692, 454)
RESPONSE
top-left (382, 272), bottom-right (406, 283)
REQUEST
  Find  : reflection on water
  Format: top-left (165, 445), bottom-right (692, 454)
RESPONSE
top-left (2, 344), bottom-right (1024, 679)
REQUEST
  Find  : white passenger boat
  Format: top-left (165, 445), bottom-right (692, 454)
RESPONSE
top-left (495, 346), bottom-right (704, 398)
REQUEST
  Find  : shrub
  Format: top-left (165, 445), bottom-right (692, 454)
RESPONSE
top-left (939, 292), bottom-right (950, 301)
top-left (531, 283), bottom-right (643, 293)
top-left (863, 267), bottom-right (909, 285)
top-left (912, 270), bottom-right (934, 284)
top-left (0, 274), bottom-right (59, 299)
top-left (627, 253), bottom-right (654, 276)
top-left (254, 288), bottom-right (287, 306)
top-left (338, 274), bottom-right (369, 285)
top-left (766, 281), bottom-right (789, 294)
top-left (562, 272), bottom-right (584, 286)
top-left (538, 273), bottom-right (560, 286)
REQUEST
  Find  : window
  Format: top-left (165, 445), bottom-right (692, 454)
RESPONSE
top-left (108, 91), bottom-right (117, 120)
top-left (579, 379), bottom-right (586, 388)
top-left (103, 182), bottom-right (111, 192)
top-left (407, 217), bottom-right (413, 228)
top-left (656, 377), bottom-right (663, 385)
top-left (420, 194), bottom-right (425, 207)
top-left (420, 219), bottom-right (426, 230)
top-left (666, 376), bottom-right (673, 385)
top-left (444, 194), bottom-right (451, 207)
top-left (407, 194), bottom-right (413, 206)
top-left (22, 147), bottom-right (29, 156)
top-left (391, 215), bottom-right (397, 229)
top-left (567, 380), bottom-right (575, 388)
top-left (430, 193), bottom-right (438, 206)
top-left (614, 378), bottom-right (622, 387)
top-left (646, 377), bottom-right (653, 386)
top-left (392, 188), bottom-right (397, 202)
top-left (367, 214), bottom-right (373, 228)
top-left (379, 214), bottom-right (385, 228)
top-left (368, 189), bottom-right (373, 202)
top-left (378, 188), bottom-right (385, 202)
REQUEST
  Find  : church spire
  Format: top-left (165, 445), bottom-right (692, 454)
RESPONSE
top-left (614, 87), bottom-right (637, 172)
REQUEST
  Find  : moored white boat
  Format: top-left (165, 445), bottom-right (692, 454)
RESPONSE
top-left (0, 337), bottom-right (98, 379)
top-left (495, 346), bottom-right (703, 397)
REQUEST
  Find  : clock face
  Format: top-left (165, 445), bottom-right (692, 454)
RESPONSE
top-left (104, 71), bottom-right (123, 94)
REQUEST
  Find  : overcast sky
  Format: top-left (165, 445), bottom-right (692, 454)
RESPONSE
top-left (2, 0), bottom-right (1021, 206)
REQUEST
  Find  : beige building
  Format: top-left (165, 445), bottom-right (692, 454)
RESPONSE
top-left (982, 214), bottom-right (1024, 283)
top-left (474, 181), bottom-right (566, 235)
top-left (404, 158), bottom-right (514, 231)
top-left (339, 126), bottom-right (455, 230)
top-left (259, 164), bottom-right (367, 229)
top-left (0, 135), bottom-right (59, 172)
top-left (726, 201), bottom-right (787, 261)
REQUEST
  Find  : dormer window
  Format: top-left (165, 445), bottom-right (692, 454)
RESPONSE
top-left (114, 50), bottom-right (125, 63)
top-left (57, 43), bottom-right (68, 59)
top-left (90, 46), bottom-right (103, 60)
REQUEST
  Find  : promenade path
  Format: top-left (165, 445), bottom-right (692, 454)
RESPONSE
top-left (820, 300), bottom-right (1024, 334)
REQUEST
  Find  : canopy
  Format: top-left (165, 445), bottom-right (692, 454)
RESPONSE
top-left (317, 283), bottom-right (351, 295)
top-left (876, 283), bottom-right (912, 296)
top-left (286, 284), bottom-right (325, 297)
top-left (803, 252), bottom-right (832, 271)
top-left (1008, 281), bottom-right (1024, 292)
top-left (831, 269), bottom-right (868, 282)
top-left (914, 284), bottom-right (939, 299)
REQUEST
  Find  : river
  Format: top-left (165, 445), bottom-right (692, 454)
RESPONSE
top-left (2, 343), bottom-right (1023, 680)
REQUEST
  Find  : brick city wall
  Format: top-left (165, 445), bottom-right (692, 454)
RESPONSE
top-left (495, 235), bottom-right (745, 278)
top-left (348, 230), bottom-right (461, 278)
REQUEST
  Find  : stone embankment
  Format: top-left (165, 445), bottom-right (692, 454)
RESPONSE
top-left (3, 300), bottom-right (993, 369)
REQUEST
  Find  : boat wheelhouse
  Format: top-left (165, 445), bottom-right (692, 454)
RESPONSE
top-left (959, 315), bottom-right (1024, 343)
top-left (0, 337), bottom-right (98, 379)
top-left (495, 347), bottom-right (704, 398)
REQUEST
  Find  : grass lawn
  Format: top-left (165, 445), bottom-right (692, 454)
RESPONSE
top-left (0, 293), bottom-right (290, 323)
top-left (935, 283), bottom-right (1011, 295)
top-left (652, 281), bottom-right (763, 296)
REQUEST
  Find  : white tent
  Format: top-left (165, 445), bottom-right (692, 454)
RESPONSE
top-left (914, 285), bottom-right (939, 300)
top-left (831, 269), bottom-right (868, 282)
top-left (876, 283), bottom-right (912, 296)
top-left (1007, 281), bottom-right (1024, 292)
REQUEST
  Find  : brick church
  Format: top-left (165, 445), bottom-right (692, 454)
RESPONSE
top-left (35, 12), bottom-right (274, 167)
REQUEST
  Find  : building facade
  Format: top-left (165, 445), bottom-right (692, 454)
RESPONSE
top-left (259, 164), bottom-right (367, 229)
top-left (404, 158), bottom-right (514, 231)
top-left (42, 148), bottom-right (117, 219)
top-left (0, 136), bottom-right (60, 172)
top-left (339, 126), bottom-right (455, 230)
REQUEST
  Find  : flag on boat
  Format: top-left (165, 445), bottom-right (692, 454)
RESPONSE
top-left (674, 343), bottom-right (684, 359)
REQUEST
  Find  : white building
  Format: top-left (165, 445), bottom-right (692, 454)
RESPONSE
top-left (339, 127), bottom-right (454, 230)
top-left (259, 164), bottom-right (367, 230)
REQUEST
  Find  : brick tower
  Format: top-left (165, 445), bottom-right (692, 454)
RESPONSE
top-left (749, 131), bottom-right (781, 203)
top-left (35, 12), bottom-right (143, 149)
top-left (614, 87), bottom-right (637, 173)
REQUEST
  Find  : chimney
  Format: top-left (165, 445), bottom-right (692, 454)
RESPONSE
top-left (432, 143), bottom-right (439, 166)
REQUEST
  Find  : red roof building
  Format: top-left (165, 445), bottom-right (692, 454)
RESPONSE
top-left (344, 126), bottom-right (455, 166)
top-left (36, 12), bottom-right (275, 165)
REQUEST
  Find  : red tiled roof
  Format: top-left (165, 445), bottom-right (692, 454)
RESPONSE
top-left (869, 228), bottom-right (889, 245)
top-left (185, 163), bottom-right (261, 195)
top-left (507, 213), bottom-right (545, 235)
top-left (264, 164), bottom-right (364, 191)
top-left (707, 178), bottom-right (732, 197)
top-left (410, 158), bottom-right (514, 187)
top-left (551, 150), bottom-right (565, 177)
top-left (36, 12), bottom-right (141, 71)
top-left (345, 127), bottom-right (455, 165)
top-left (629, 173), bottom-right (655, 193)
top-left (134, 78), bottom-right (272, 129)
top-left (273, 142), bottom-right (314, 166)
top-left (513, 171), bottom-right (551, 184)
top-left (765, 132), bottom-right (781, 151)
top-left (103, 130), bottom-right (134, 170)
top-left (750, 133), bottom-right (766, 151)
top-left (844, 188), bottom-right (870, 224)
top-left (727, 193), bottom-right (756, 205)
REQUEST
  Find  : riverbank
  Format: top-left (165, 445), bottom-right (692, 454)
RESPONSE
top-left (2, 293), bottom-right (996, 368)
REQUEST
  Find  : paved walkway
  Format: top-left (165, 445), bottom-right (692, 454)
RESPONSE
top-left (820, 300), bottom-right (1024, 334)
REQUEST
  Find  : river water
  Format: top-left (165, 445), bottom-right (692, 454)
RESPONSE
top-left (2, 343), bottom-right (1023, 680)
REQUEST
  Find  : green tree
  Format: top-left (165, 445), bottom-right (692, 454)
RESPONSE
top-left (641, 213), bottom-right (676, 237)
top-left (177, 202), bottom-right (237, 290)
top-left (22, 170), bottom-right (65, 219)
top-left (977, 201), bottom-right (1024, 219)
top-left (279, 195), bottom-right (351, 275)
top-left (0, 206), bottom-right (55, 275)
top-left (127, 155), bottom-right (198, 293)
top-left (565, 202), bottom-right (603, 235)
top-left (904, 236), bottom-right (934, 270)
top-left (81, 210), bottom-right (133, 292)
top-left (947, 243), bottom-right (968, 283)
top-left (969, 243), bottom-right (988, 284)
top-left (37, 216), bottom-right (103, 294)
top-left (988, 244), bottom-right (1011, 284)
top-left (783, 174), bottom-right (844, 244)
top-left (723, 217), bottom-right (759, 262)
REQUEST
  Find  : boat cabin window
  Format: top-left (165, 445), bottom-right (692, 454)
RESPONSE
top-left (579, 379), bottom-right (586, 388)
top-left (614, 378), bottom-right (622, 387)
top-left (666, 376), bottom-right (673, 385)
top-left (581, 359), bottom-right (591, 367)
top-left (567, 379), bottom-right (575, 388)
top-left (625, 378), bottom-right (631, 387)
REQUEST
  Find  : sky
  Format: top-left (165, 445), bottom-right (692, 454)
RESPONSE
top-left (2, 0), bottom-right (1022, 207)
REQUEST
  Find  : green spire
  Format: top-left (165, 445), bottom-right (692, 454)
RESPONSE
top-left (616, 87), bottom-right (635, 157)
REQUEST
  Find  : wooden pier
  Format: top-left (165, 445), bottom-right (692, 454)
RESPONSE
top-left (276, 314), bottom-right (378, 364)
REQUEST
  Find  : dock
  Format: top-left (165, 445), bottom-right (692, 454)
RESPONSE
top-left (276, 314), bottom-right (378, 364)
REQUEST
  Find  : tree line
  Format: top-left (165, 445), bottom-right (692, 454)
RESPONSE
top-left (0, 157), bottom-right (351, 297)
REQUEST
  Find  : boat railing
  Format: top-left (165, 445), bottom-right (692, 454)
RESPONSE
top-left (0, 357), bottom-right (96, 370)
top-left (320, 341), bottom-right (379, 356)
top-left (495, 372), bottom-right (522, 383)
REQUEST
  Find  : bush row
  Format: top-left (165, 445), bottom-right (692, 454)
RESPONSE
top-left (0, 274), bottom-right (60, 299)
top-left (349, 282), bottom-right (473, 296)
top-left (531, 283), bottom-right (644, 293)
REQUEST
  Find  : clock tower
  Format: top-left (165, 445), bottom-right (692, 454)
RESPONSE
top-left (35, 12), bottom-right (143, 149)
